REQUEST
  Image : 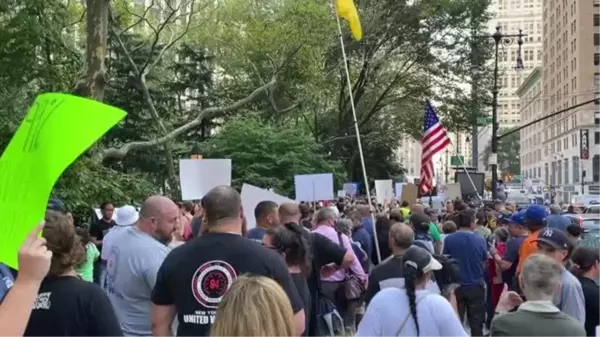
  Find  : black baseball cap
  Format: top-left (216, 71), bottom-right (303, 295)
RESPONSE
top-left (534, 228), bottom-right (570, 250)
top-left (403, 246), bottom-right (442, 273)
top-left (409, 212), bottom-right (431, 231)
top-left (497, 212), bottom-right (513, 223)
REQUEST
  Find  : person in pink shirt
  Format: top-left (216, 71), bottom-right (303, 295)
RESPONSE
top-left (180, 201), bottom-right (194, 241)
top-left (311, 207), bottom-right (367, 333)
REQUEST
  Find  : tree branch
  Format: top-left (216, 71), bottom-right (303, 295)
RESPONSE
top-left (101, 77), bottom-right (276, 160)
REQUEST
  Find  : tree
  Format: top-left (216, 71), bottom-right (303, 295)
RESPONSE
top-left (199, 116), bottom-right (345, 197)
top-left (482, 127), bottom-right (521, 175)
top-left (193, 0), bottom-right (494, 181)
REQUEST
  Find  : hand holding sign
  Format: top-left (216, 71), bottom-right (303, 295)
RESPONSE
top-left (0, 93), bottom-right (126, 269)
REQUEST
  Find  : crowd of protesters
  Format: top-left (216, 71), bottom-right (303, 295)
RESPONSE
top-left (0, 188), bottom-right (598, 337)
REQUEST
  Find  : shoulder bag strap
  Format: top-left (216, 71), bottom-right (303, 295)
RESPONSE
top-left (395, 293), bottom-right (430, 336)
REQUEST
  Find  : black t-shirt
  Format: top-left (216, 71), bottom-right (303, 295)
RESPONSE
top-left (151, 232), bottom-right (304, 336)
top-left (366, 254), bottom-right (405, 305)
top-left (306, 232), bottom-right (346, 336)
top-left (89, 218), bottom-right (116, 252)
top-left (24, 275), bottom-right (122, 336)
top-left (579, 276), bottom-right (599, 337)
top-left (291, 273), bottom-right (310, 337)
top-left (307, 232), bottom-right (346, 294)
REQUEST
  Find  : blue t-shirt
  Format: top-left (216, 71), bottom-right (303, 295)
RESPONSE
top-left (361, 216), bottom-right (374, 239)
top-left (0, 263), bottom-right (15, 303)
top-left (501, 235), bottom-right (527, 289)
top-left (246, 227), bottom-right (266, 243)
top-left (546, 214), bottom-right (571, 231)
top-left (352, 226), bottom-right (372, 262)
top-left (443, 231), bottom-right (487, 287)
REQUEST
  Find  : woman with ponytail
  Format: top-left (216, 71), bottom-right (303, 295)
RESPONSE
top-left (263, 222), bottom-right (311, 336)
top-left (357, 246), bottom-right (466, 336)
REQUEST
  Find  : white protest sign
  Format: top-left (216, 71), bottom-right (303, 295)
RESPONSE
top-left (343, 182), bottom-right (358, 196)
top-left (294, 173), bottom-right (334, 202)
top-left (445, 183), bottom-right (462, 201)
top-left (395, 183), bottom-right (404, 198)
top-left (337, 190), bottom-right (346, 198)
top-left (179, 159), bottom-right (232, 200)
top-left (241, 184), bottom-right (293, 230)
top-left (374, 179), bottom-right (394, 205)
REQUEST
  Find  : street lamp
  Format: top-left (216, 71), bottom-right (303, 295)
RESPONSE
top-left (487, 26), bottom-right (525, 200)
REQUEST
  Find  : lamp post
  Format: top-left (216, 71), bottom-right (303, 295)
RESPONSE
top-left (485, 26), bottom-right (525, 200)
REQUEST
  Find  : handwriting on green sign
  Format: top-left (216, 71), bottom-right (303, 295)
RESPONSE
top-left (0, 93), bottom-right (126, 269)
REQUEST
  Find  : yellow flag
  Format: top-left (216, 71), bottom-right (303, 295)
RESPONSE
top-left (335, 0), bottom-right (362, 41)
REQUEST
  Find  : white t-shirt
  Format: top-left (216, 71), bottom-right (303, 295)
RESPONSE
top-left (357, 288), bottom-right (467, 337)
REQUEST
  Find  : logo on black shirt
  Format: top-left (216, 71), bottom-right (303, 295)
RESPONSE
top-left (191, 261), bottom-right (237, 309)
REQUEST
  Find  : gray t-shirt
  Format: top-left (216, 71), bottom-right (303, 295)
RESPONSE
top-left (553, 268), bottom-right (586, 325)
top-left (105, 227), bottom-right (170, 336)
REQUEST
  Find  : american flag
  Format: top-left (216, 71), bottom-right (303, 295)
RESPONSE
top-left (420, 100), bottom-right (451, 195)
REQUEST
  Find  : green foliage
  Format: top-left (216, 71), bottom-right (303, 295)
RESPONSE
top-left (0, 0), bottom-right (495, 211)
top-left (199, 116), bottom-right (346, 197)
top-left (53, 158), bottom-right (155, 214)
top-left (482, 127), bottom-right (521, 175)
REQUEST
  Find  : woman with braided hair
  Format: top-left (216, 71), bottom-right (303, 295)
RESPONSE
top-left (357, 246), bottom-right (466, 336)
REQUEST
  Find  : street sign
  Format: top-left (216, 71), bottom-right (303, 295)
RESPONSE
top-left (580, 129), bottom-right (589, 160)
top-left (451, 155), bottom-right (465, 166)
top-left (476, 116), bottom-right (493, 126)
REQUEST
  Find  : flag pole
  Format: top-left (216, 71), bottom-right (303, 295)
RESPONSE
top-left (334, 9), bottom-right (382, 264)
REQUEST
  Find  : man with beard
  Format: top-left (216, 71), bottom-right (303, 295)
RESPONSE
top-left (105, 195), bottom-right (179, 336)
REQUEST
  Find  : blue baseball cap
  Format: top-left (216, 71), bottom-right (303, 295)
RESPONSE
top-left (524, 204), bottom-right (547, 222)
top-left (534, 227), bottom-right (570, 250)
top-left (47, 198), bottom-right (67, 213)
top-left (509, 211), bottom-right (525, 225)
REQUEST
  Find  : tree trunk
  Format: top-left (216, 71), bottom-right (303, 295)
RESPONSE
top-left (74, 0), bottom-right (109, 101)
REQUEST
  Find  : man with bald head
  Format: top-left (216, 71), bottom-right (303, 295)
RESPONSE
top-left (105, 195), bottom-right (178, 336)
top-left (152, 186), bottom-right (306, 337)
top-left (279, 201), bottom-right (302, 224)
top-left (365, 222), bottom-right (441, 305)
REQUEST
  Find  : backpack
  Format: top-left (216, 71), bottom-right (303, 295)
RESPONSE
top-left (431, 254), bottom-right (461, 293)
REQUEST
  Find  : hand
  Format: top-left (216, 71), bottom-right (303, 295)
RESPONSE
top-left (488, 245), bottom-right (498, 257)
top-left (17, 222), bottom-right (52, 285)
top-left (495, 284), bottom-right (523, 313)
top-left (320, 263), bottom-right (338, 278)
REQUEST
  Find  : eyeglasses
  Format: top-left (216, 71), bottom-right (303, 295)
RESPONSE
top-left (261, 243), bottom-right (278, 250)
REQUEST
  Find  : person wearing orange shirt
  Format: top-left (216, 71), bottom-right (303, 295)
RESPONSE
top-left (515, 205), bottom-right (548, 278)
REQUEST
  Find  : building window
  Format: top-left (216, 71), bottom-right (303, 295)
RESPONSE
top-left (595, 34), bottom-right (600, 46)
top-left (573, 156), bottom-right (580, 183)
top-left (596, 131), bottom-right (600, 144)
top-left (595, 14), bottom-right (600, 27)
top-left (565, 158), bottom-right (569, 185)
top-left (558, 160), bottom-right (562, 185)
top-left (595, 53), bottom-right (600, 66)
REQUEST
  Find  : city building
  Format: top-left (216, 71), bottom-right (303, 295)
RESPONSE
top-left (541, 0), bottom-right (600, 200)
top-left (516, 67), bottom-right (543, 180)
top-left (488, 0), bottom-right (544, 129)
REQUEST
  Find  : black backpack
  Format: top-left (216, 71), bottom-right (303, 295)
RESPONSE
top-left (431, 253), bottom-right (461, 293)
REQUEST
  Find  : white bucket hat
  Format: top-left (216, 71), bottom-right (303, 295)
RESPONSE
top-left (115, 205), bottom-right (139, 227)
